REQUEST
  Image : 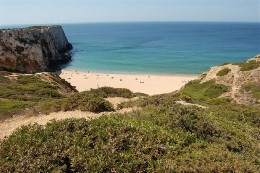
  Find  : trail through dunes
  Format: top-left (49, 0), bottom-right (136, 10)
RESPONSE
top-left (0, 97), bottom-right (139, 140)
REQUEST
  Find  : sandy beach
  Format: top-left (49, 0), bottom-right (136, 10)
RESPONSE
top-left (59, 70), bottom-right (198, 95)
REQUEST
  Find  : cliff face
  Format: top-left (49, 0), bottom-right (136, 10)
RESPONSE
top-left (0, 26), bottom-right (72, 73)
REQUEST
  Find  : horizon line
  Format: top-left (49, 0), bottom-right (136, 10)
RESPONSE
top-left (1, 20), bottom-right (260, 27)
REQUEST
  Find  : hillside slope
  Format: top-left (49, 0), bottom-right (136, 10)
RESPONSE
top-left (0, 56), bottom-right (259, 172)
top-left (199, 55), bottom-right (260, 104)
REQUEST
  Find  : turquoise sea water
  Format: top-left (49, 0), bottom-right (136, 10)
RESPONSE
top-left (62, 22), bottom-right (260, 74)
top-left (2, 22), bottom-right (260, 74)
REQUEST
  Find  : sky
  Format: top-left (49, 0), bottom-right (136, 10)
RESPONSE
top-left (0, 0), bottom-right (259, 26)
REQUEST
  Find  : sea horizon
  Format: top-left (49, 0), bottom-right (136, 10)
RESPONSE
top-left (1, 20), bottom-right (260, 27)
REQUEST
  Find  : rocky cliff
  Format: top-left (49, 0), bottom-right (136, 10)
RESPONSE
top-left (0, 26), bottom-right (72, 73)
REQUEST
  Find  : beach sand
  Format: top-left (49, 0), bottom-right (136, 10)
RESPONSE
top-left (59, 70), bottom-right (198, 95)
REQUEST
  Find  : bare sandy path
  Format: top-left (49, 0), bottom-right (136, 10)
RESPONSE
top-left (0, 108), bottom-right (139, 140)
top-left (0, 97), bottom-right (139, 140)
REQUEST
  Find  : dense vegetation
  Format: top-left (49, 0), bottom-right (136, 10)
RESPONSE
top-left (38, 91), bottom-right (114, 114)
top-left (179, 79), bottom-right (228, 102)
top-left (0, 73), bottom-right (64, 119)
top-left (91, 86), bottom-right (147, 98)
top-left (0, 73), bottom-right (140, 119)
top-left (1, 99), bottom-right (259, 172)
top-left (216, 67), bottom-right (231, 76)
top-left (0, 71), bottom-right (259, 172)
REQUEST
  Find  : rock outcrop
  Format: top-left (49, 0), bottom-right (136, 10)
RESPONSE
top-left (199, 55), bottom-right (260, 105)
top-left (0, 26), bottom-right (72, 73)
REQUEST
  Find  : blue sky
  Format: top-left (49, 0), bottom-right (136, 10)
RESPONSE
top-left (0, 0), bottom-right (259, 25)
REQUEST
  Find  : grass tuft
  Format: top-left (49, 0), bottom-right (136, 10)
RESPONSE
top-left (216, 68), bottom-right (231, 76)
top-left (234, 60), bottom-right (260, 71)
top-left (242, 83), bottom-right (260, 99)
top-left (180, 80), bottom-right (229, 101)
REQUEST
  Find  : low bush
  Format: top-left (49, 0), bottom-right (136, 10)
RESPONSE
top-left (0, 73), bottom-right (116, 119)
top-left (180, 80), bottom-right (228, 101)
top-left (234, 60), bottom-right (260, 71)
top-left (205, 98), bottom-right (231, 105)
top-left (216, 68), bottom-right (231, 76)
top-left (91, 87), bottom-right (147, 98)
top-left (0, 75), bottom-right (63, 102)
top-left (0, 100), bottom-right (34, 120)
top-left (0, 100), bottom-right (33, 111)
top-left (0, 118), bottom-right (182, 172)
top-left (242, 82), bottom-right (260, 99)
top-left (39, 91), bottom-right (114, 114)
top-left (117, 93), bottom-right (179, 109)
top-left (0, 74), bottom-right (66, 119)
top-left (0, 76), bottom-right (11, 84)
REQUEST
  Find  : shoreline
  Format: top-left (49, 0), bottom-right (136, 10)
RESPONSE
top-left (59, 69), bottom-right (198, 95)
top-left (60, 67), bottom-right (200, 77)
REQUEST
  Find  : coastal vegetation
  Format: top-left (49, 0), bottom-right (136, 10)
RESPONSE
top-left (0, 73), bottom-right (145, 119)
top-left (234, 59), bottom-right (260, 71)
top-left (38, 91), bottom-right (114, 114)
top-left (1, 93), bottom-right (259, 172)
top-left (242, 82), bottom-right (260, 99)
top-left (179, 79), bottom-right (228, 102)
top-left (91, 86), bottom-right (147, 98)
top-left (0, 73), bottom-right (64, 119)
top-left (216, 67), bottom-right (231, 76)
top-left (0, 58), bottom-right (259, 172)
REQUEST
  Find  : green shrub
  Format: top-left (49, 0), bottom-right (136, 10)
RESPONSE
top-left (0, 76), bottom-right (11, 84)
top-left (0, 74), bottom-right (66, 119)
top-left (0, 100), bottom-right (33, 111)
top-left (234, 60), bottom-right (260, 71)
top-left (0, 73), bottom-right (117, 119)
top-left (39, 91), bottom-right (114, 114)
top-left (205, 98), bottom-right (231, 105)
top-left (117, 93), bottom-right (179, 109)
top-left (91, 87), bottom-right (147, 98)
top-left (242, 82), bottom-right (260, 99)
top-left (0, 100), bottom-right (35, 120)
top-left (0, 118), bottom-right (182, 172)
top-left (216, 68), bottom-right (231, 76)
top-left (180, 80), bottom-right (228, 101)
top-left (0, 75), bottom-right (63, 102)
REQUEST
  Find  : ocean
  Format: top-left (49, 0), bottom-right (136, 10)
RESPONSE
top-left (3, 22), bottom-right (260, 74)
top-left (62, 22), bottom-right (260, 74)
